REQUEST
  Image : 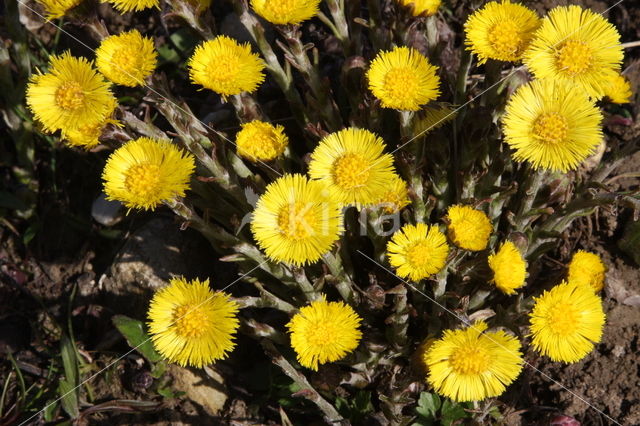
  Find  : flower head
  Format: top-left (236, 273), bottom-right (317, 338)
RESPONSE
top-left (251, 174), bottom-right (343, 266)
top-left (287, 297), bottom-right (362, 371)
top-left (250, 0), bottom-right (320, 25)
top-left (188, 36), bottom-right (265, 99)
top-left (148, 277), bottom-right (239, 368)
top-left (523, 5), bottom-right (623, 99)
top-left (26, 52), bottom-right (116, 133)
top-left (62, 116), bottom-right (120, 149)
top-left (488, 241), bottom-right (527, 295)
top-left (104, 0), bottom-right (159, 13)
top-left (36, 0), bottom-right (83, 18)
top-left (396, 0), bottom-right (441, 17)
top-left (567, 250), bottom-right (606, 292)
top-left (96, 30), bottom-right (157, 87)
top-left (424, 321), bottom-right (524, 402)
top-left (376, 174), bottom-right (410, 214)
top-left (529, 281), bottom-right (605, 363)
top-left (446, 205), bottom-right (492, 251)
top-left (604, 72), bottom-right (632, 104)
top-left (236, 120), bottom-right (289, 162)
top-left (464, 0), bottom-right (540, 64)
top-left (387, 223), bottom-right (449, 281)
top-left (413, 104), bottom-right (457, 137)
top-left (502, 79), bottom-right (603, 172)
top-left (102, 137), bottom-right (195, 210)
top-left (367, 46), bottom-right (441, 111)
top-left (308, 128), bottom-right (396, 207)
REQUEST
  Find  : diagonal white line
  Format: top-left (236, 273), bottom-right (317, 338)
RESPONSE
top-left (15, 0), bottom-right (283, 177)
top-left (19, 260), bottom-right (268, 425)
top-left (357, 249), bottom-right (621, 425)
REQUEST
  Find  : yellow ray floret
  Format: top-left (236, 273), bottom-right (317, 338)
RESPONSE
top-left (250, 0), bottom-right (321, 25)
top-left (148, 277), bottom-right (240, 368)
top-left (567, 250), bottom-right (606, 292)
top-left (446, 205), bottom-right (492, 251)
top-left (26, 52), bottom-right (116, 134)
top-left (387, 223), bottom-right (449, 282)
top-left (412, 104), bottom-right (457, 137)
top-left (424, 321), bottom-right (524, 402)
top-left (35, 0), bottom-right (83, 18)
top-left (367, 46), bottom-right (441, 111)
top-left (102, 137), bottom-right (195, 210)
top-left (488, 241), bottom-right (527, 295)
top-left (96, 30), bottom-right (157, 87)
top-left (251, 174), bottom-right (343, 266)
top-left (396, 0), bottom-right (441, 17)
top-left (62, 116), bottom-right (120, 149)
top-left (502, 79), bottom-right (603, 172)
top-left (529, 281), bottom-right (605, 363)
top-left (235, 120), bottom-right (289, 162)
top-left (523, 5), bottom-right (623, 99)
top-left (308, 128), bottom-right (396, 207)
top-left (604, 71), bottom-right (632, 104)
top-left (103, 0), bottom-right (159, 13)
top-left (287, 297), bottom-right (362, 371)
top-left (188, 36), bottom-right (265, 99)
top-left (464, 0), bottom-right (540, 64)
top-left (375, 174), bottom-right (411, 214)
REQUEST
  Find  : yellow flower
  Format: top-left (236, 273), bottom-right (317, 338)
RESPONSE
top-left (236, 120), bottom-right (289, 162)
top-left (529, 281), bottom-right (605, 363)
top-left (396, 0), bottom-right (441, 17)
top-left (523, 5), bottom-right (623, 99)
top-left (488, 241), bottom-right (527, 295)
top-left (188, 36), bottom-right (265, 100)
top-left (26, 52), bottom-right (116, 134)
top-left (413, 104), bottom-right (457, 137)
top-left (148, 277), bottom-right (239, 368)
top-left (387, 223), bottom-right (449, 281)
top-left (376, 174), bottom-right (410, 214)
top-left (250, 0), bottom-right (320, 25)
top-left (366, 46), bottom-right (441, 111)
top-left (251, 174), bottom-right (343, 266)
top-left (446, 205), bottom-right (492, 251)
top-left (567, 250), bottom-right (606, 292)
top-left (424, 321), bottom-right (523, 402)
top-left (102, 137), bottom-right (195, 210)
top-left (604, 72), bottom-right (632, 104)
top-left (464, 0), bottom-right (540, 64)
top-left (96, 30), bottom-right (157, 87)
top-left (104, 0), bottom-right (159, 13)
top-left (35, 0), bottom-right (83, 18)
top-left (501, 79), bottom-right (603, 172)
top-left (62, 117), bottom-right (120, 149)
top-left (287, 297), bottom-right (362, 371)
top-left (308, 128), bottom-right (396, 207)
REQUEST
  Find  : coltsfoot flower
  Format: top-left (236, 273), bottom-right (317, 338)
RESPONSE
top-left (375, 174), bottom-right (410, 214)
top-left (488, 241), bottom-right (527, 295)
top-left (26, 52), bottom-right (116, 133)
top-left (446, 205), bottom-right (492, 251)
top-left (604, 72), bottom-right (632, 104)
top-left (396, 0), bottom-right (441, 17)
top-left (424, 321), bottom-right (524, 402)
top-left (464, 0), bottom-right (540, 64)
top-left (287, 297), bottom-right (362, 371)
top-left (251, 174), bottom-right (343, 266)
top-left (235, 120), bottom-right (289, 162)
top-left (367, 46), bottom-right (441, 111)
top-left (104, 0), bottom-right (159, 13)
top-left (502, 79), bottom-right (603, 172)
top-left (251, 0), bottom-right (320, 25)
top-left (188, 36), bottom-right (265, 100)
top-left (413, 104), bottom-right (457, 137)
top-left (567, 250), bottom-right (606, 292)
top-left (102, 137), bottom-right (195, 210)
top-left (529, 281), bottom-right (605, 363)
top-left (308, 128), bottom-right (396, 207)
top-left (96, 30), bottom-right (157, 87)
top-left (62, 116), bottom-right (120, 149)
top-left (523, 5), bottom-right (623, 99)
top-left (387, 223), bottom-right (449, 281)
top-left (148, 277), bottom-right (239, 368)
top-left (36, 0), bottom-right (83, 18)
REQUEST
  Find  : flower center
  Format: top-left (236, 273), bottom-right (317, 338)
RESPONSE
top-left (383, 67), bottom-right (419, 104)
top-left (306, 321), bottom-right (338, 347)
top-left (277, 201), bottom-right (318, 240)
top-left (406, 240), bottom-right (432, 269)
top-left (212, 54), bottom-right (241, 83)
top-left (556, 40), bottom-right (593, 76)
top-left (532, 112), bottom-right (569, 145)
top-left (124, 163), bottom-right (162, 199)
top-left (112, 47), bottom-right (138, 71)
top-left (173, 304), bottom-right (208, 338)
top-left (449, 344), bottom-right (491, 375)
top-left (252, 130), bottom-right (278, 157)
top-left (55, 81), bottom-right (85, 111)
top-left (547, 302), bottom-right (579, 336)
top-left (332, 153), bottom-right (370, 189)
top-left (488, 20), bottom-right (524, 59)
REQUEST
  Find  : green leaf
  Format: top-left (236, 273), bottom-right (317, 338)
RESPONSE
top-left (57, 379), bottom-right (79, 419)
top-left (416, 392), bottom-right (440, 419)
top-left (42, 399), bottom-right (58, 421)
top-left (60, 335), bottom-right (78, 387)
top-left (440, 399), bottom-right (469, 425)
top-left (112, 315), bottom-right (162, 363)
